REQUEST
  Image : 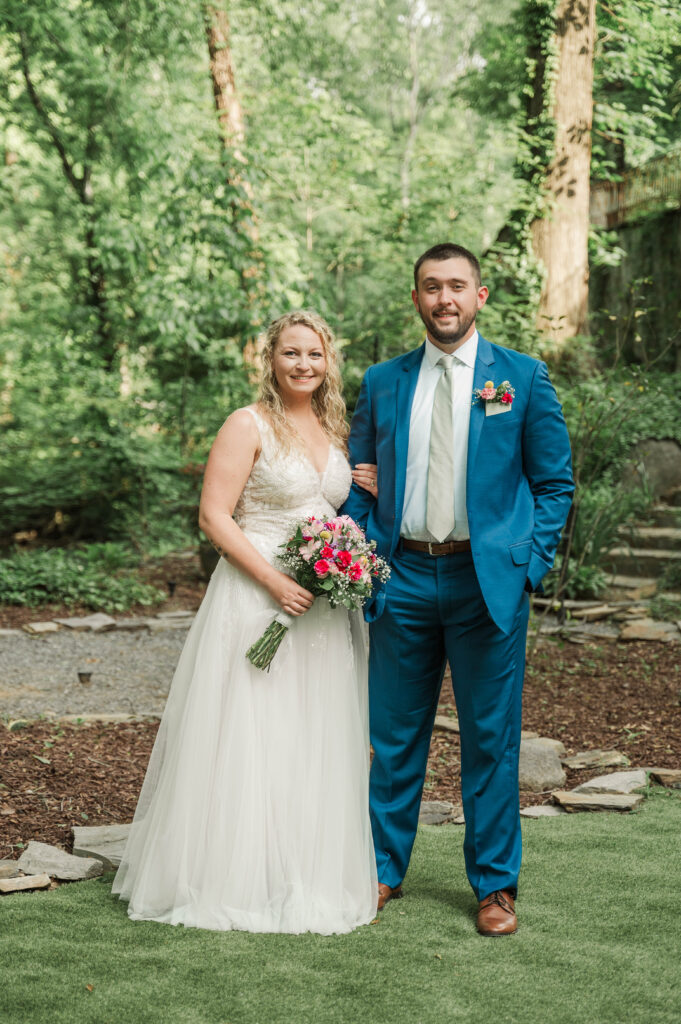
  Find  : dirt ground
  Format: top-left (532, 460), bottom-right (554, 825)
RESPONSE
top-left (1, 555), bottom-right (680, 859)
top-left (2, 639), bottom-right (679, 859)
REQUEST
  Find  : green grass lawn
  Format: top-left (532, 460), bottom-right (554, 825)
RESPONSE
top-left (2, 791), bottom-right (680, 1024)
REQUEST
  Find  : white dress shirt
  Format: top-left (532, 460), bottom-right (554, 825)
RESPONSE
top-left (400, 331), bottom-right (478, 541)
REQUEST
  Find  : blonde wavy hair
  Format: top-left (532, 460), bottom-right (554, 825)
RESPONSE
top-left (257, 310), bottom-right (349, 453)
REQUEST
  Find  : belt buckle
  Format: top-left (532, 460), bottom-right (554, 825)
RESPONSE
top-left (428, 541), bottom-right (435, 556)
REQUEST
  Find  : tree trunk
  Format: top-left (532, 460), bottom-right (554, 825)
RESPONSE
top-left (531, 0), bottom-right (596, 346)
top-left (202, 2), bottom-right (264, 332)
top-left (203, 2), bottom-right (245, 158)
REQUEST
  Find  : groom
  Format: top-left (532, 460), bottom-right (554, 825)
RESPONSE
top-left (343, 243), bottom-right (573, 935)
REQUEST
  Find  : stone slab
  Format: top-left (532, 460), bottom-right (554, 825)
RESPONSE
top-left (520, 805), bottom-right (567, 818)
top-left (0, 629), bottom-right (20, 636)
top-left (18, 841), bottom-right (103, 881)
top-left (156, 610), bottom-right (195, 619)
top-left (147, 618), bottom-right (194, 632)
top-left (570, 605), bottom-right (617, 621)
top-left (0, 861), bottom-right (21, 879)
top-left (573, 769), bottom-right (647, 795)
top-left (22, 621), bottom-right (59, 635)
top-left (0, 873), bottom-right (51, 894)
top-left (72, 823), bottom-right (131, 869)
top-left (552, 791), bottom-right (644, 812)
top-left (111, 618), bottom-right (151, 632)
top-left (519, 739), bottom-right (566, 792)
top-left (53, 613), bottom-right (116, 633)
top-left (619, 619), bottom-right (679, 643)
top-left (561, 749), bottom-right (630, 770)
top-left (433, 715), bottom-right (459, 734)
top-left (649, 768), bottom-right (681, 789)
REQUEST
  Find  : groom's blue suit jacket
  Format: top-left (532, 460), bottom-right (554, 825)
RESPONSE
top-left (342, 335), bottom-right (574, 635)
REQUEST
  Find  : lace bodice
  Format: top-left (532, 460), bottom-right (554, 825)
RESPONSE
top-left (233, 407), bottom-right (352, 559)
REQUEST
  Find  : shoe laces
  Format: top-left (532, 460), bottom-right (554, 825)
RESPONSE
top-left (484, 891), bottom-right (513, 912)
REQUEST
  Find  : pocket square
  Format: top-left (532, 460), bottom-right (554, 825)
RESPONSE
top-left (485, 402), bottom-right (512, 417)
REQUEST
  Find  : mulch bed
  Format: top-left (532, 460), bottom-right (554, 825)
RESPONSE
top-left (2, 634), bottom-right (680, 860)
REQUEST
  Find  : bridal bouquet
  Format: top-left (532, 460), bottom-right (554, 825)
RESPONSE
top-left (246, 515), bottom-right (390, 671)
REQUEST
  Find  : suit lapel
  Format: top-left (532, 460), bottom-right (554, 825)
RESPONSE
top-left (467, 335), bottom-right (495, 486)
top-left (394, 343), bottom-right (424, 524)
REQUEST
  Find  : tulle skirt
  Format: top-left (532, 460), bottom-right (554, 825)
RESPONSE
top-left (112, 557), bottom-right (377, 934)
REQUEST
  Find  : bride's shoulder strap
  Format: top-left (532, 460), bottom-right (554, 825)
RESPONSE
top-left (240, 405), bottom-right (275, 455)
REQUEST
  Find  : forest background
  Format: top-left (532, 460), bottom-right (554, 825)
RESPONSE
top-left (1, 0), bottom-right (680, 612)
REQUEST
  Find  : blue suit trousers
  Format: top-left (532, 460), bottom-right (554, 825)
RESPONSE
top-left (368, 546), bottom-right (529, 900)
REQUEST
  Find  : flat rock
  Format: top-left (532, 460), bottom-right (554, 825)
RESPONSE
top-left (156, 610), bottom-right (195, 619)
top-left (573, 769), bottom-right (647, 795)
top-left (561, 749), bottom-right (630, 770)
top-left (433, 715), bottom-right (459, 734)
top-left (552, 791), bottom-right (644, 812)
top-left (519, 738), bottom-right (566, 792)
top-left (18, 841), bottom-right (103, 881)
top-left (0, 628), bottom-right (20, 636)
top-left (111, 618), bottom-right (152, 632)
top-left (22, 621), bottom-right (59, 635)
top-left (72, 823), bottom-right (131, 869)
top-left (419, 800), bottom-right (465, 825)
top-left (649, 767), bottom-right (681, 789)
top-left (570, 605), bottom-right (616, 621)
top-left (619, 619), bottom-right (678, 643)
top-left (147, 617), bottom-right (194, 632)
top-left (520, 805), bottom-right (567, 818)
top-left (0, 861), bottom-right (21, 879)
top-left (0, 873), bottom-right (51, 894)
top-left (53, 613), bottom-right (116, 633)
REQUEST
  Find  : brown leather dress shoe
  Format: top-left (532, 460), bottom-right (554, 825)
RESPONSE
top-left (476, 890), bottom-right (517, 936)
top-left (377, 882), bottom-right (403, 911)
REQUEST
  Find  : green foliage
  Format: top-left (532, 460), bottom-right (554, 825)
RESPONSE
top-left (546, 367), bottom-right (681, 600)
top-left (543, 560), bottom-right (607, 601)
top-left (0, 545), bottom-right (164, 611)
top-left (659, 560), bottom-right (681, 593)
top-left (649, 594), bottom-right (681, 623)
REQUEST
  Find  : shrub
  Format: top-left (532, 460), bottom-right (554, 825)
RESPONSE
top-left (0, 546), bottom-right (165, 612)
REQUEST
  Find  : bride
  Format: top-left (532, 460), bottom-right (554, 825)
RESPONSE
top-left (113, 311), bottom-right (378, 934)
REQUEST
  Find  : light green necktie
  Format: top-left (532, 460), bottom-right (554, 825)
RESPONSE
top-left (426, 354), bottom-right (456, 543)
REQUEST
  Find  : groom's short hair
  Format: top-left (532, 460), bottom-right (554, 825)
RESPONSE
top-left (414, 243), bottom-right (482, 289)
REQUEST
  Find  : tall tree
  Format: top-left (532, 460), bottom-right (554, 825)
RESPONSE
top-left (527, 0), bottom-right (597, 345)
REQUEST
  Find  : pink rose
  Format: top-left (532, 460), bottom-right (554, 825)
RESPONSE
top-left (336, 550), bottom-right (352, 568)
top-left (501, 392), bottom-right (513, 404)
top-left (349, 562), bottom-right (363, 580)
top-left (314, 559), bottom-right (330, 576)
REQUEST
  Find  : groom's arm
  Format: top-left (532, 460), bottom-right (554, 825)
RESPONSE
top-left (521, 361), bottom-right (574, 591)
top-left (341, 369), bottom-right (377, 531)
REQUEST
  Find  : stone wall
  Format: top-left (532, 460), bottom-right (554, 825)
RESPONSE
top-left (589, 207), bottom-right (681, 371)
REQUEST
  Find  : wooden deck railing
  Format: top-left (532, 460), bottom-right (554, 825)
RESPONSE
top-left (590, 152), bottom-right (681, 227)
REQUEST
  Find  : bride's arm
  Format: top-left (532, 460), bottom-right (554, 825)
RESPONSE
top-left (198, 409), bottom-right (315, 617)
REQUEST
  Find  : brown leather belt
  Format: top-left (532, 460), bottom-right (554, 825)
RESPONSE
top-left (400, 538), bottom-right (471, 556)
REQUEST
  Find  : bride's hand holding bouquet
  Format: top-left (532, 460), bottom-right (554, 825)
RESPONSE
top-left (247, 514), bottom-right (390, 670)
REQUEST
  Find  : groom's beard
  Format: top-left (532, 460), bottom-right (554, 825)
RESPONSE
top-left (417, 305), bottom-right (477, 347)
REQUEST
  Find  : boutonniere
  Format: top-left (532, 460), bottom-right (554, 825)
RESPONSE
top-left (473, 380), bottom-right (515, 417)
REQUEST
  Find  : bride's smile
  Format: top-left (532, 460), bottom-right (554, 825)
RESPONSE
top-left (272, 325), bottom-right (327, 400)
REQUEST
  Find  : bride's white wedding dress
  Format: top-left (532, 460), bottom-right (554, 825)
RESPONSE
top-left (113, 408), bottom-right (377, 933)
